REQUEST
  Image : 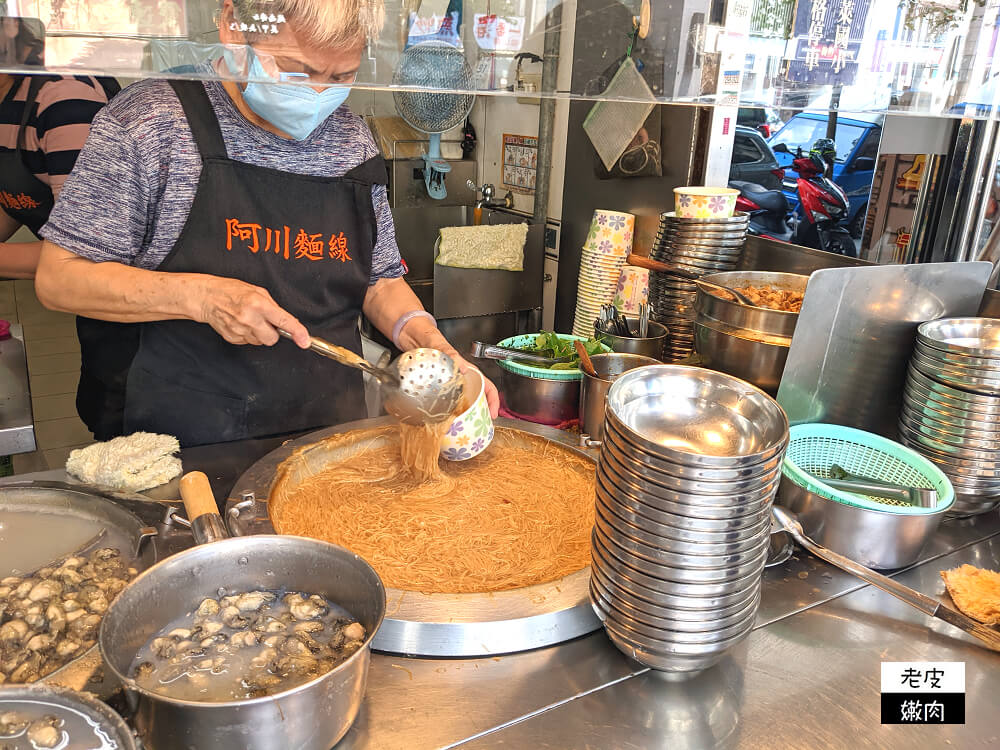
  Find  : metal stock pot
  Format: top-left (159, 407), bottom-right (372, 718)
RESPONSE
top-left (99, 473), bottom-right (386, 750)
top-left (694, 271), bottom-right (809, 394)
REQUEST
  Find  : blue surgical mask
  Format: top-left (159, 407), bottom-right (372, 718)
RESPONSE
top-left (241, 53), bottom-right (350, 140)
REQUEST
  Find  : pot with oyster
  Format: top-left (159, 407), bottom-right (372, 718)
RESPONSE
top-left (98, 472), bottom-right (385, 750)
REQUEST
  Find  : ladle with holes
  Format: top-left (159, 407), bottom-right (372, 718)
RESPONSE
top-left (277, 329), bottom-right (464, 424)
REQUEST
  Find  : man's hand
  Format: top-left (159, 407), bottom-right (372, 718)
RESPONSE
top-left (194, 276), bottom-right (310, 348)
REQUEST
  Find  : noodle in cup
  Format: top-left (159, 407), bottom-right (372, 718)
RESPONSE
top-left (674, 186), bottom-right (739, 218)
top-left (441, 368), bottom-right (494, 461)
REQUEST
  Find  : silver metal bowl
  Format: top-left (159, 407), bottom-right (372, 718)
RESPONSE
top-left (660, 211), bottom-right (751, 226)
top-left (594, 591), bottom-right (759, 642)
top-left (603, 607), bottom-right (756, 654)
top-left (903, 381), bottom-right (1000, 421)
top-left (907, 366), bottom-right (1000, 408)
top-left (776, 476), bottom-right (953, 569)
top-left (590, 579), bottom-right (760, 634)
top-left (592, 532), bottom-right (766, 596)
top-left (590, 563), bottom-right (759, 617)
top-left (916, 317), bottom-right (1000, 358)
top-left (601, 438), bottom-right (783, 497)
top-left (900, 402), bottom-right (1000, 443)
top-left (596, 494), bottom-right (770, 553)
top-left (605, 366), bottom-right (789, 469)
top-left (605, 420), bottom-right (784, 480)
top-left (910, 351), bottom-right (1000, 396)
top-left (595, 482), bottom-right (772, 545)
top-left (595, 526), bottom-right (768, 584)
top-left (598, 463), bottom-right (778, 523)
top-left (896, 419), bottom-right (1000, 461)
top-left (914, 340), bottom-right (1000, 370)
top-left (602, 624), bottom-right (745, 674)
top-left (596, 499), bottom-right (770, 560)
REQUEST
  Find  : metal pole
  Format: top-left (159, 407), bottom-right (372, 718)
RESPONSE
top-left (532, 0), bottom-right (562, 225)
top-left (825, 83), bottom-right (841, 179)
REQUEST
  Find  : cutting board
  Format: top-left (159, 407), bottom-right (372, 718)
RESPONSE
top-left (776, 261), bottom-right (992, 437)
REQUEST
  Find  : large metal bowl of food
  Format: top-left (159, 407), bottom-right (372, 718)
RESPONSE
top-left (693, 271), bottom-right (810, 394)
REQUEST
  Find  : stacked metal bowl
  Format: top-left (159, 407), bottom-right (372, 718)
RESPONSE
top-left (591, 365), bottom-right (789, 675)
top-left (899, 318), bottom-right (1000, 517)
top-left (649, 212), bottom-right (749, 363)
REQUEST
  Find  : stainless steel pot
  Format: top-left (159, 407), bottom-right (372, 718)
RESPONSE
top-left (594, 319), bottom-right (669, 360)
top-left (0, 684), bottom-right (138, 749)
top-left (694, 319), bottom-right (791, 395)
top-left (99, 473), bottom-right (386, 750)
top-left (580, 354), bottom-right (661, 439)
top-left (693, 271), bottom-right (809, 394)
top-left (776, 476), bottom-right (949, 569)
top-left (696, 271), bottom-right (808, 335)
top-left (499, 369), bottom-right (580, 424)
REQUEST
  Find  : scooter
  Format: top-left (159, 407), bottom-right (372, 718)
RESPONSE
top-left (773, 142), bottom-right (857, 257)
top-left (729, 180), bottom-right (792, 240)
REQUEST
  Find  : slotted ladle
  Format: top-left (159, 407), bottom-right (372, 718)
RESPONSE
top-left (278, 329), bottom-right (464, 424)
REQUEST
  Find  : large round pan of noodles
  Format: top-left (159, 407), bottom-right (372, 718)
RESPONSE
top-left (226, 417), bottom-right (601, 657)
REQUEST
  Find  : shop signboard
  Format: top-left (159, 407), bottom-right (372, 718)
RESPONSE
top-left (785, 0), bottom-right (871, 86)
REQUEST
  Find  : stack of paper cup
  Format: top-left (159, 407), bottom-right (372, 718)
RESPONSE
top-left (573, 210), bottom-right (636, 337)
top-left (613, 265), bottom-right (649, 315)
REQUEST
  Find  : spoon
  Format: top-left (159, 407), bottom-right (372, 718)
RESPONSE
top-left (574, 340), bottom-right (598, 377)
top-left (771, 506), bottom-right (1000, 652)
top-left (626, 253), bottom-right (755, 306)
top-left (278, 329), bottom-right (464, 425)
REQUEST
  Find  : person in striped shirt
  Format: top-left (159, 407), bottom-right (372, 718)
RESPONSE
top-left (0, 16), bottom-right (117, 279)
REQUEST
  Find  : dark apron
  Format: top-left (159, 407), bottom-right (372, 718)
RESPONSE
top-left (79, 79), bottom-right (385, 446)
top-left (0, 76), bottom-right (55, 235)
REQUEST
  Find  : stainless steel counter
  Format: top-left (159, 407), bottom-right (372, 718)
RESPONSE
top-left (0, 323), bottom-right (35, 455)
top-left (7, 439), bottom-right (1000, 749)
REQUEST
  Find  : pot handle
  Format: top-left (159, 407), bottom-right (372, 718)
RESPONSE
top-left (179, 471), bottom-right (229, 545)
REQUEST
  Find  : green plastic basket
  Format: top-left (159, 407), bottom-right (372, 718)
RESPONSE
top-left (783, 423), bottom-right (955, 515)
top-left (496, 334), bottom-right (611, 381)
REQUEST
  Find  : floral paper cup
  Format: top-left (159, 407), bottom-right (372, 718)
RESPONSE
top-left (613, 265), bottom-right (649, 314)
top-left (673, 187), bottom-right (739, 219)
top-left (441, 368), bottom-right (494, 461)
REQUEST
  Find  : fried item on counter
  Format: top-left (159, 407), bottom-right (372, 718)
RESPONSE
top-left (732, 285), bottom-right (804, 313)
top-left (940, 564), bottom-right (1000, 624)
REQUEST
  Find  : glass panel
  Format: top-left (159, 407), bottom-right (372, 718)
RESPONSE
top-left (0, 0), bottom-right (997, 118)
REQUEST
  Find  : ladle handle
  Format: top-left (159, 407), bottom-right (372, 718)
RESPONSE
top-left (277, 329), bottom-right (376, 374)
top-left (180, 471), bottom-right (229, 545)
top-left (625, 254), bottom-right (752, 305)
top-left (574, 339), bottom-right (598, 377)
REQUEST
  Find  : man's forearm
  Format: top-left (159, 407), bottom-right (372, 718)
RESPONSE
top-left (0, 240), bottom-right (42, 279)
top-left (35, 241), bottom-right (202, 322)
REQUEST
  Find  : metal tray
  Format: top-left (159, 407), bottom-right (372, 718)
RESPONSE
top-left (225, 417), bottom-right (600, 657)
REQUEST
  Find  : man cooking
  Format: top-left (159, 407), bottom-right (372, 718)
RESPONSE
top-left (34, 0), bottom-right (498, 446)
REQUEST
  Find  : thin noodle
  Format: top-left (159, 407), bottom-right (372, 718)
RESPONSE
top-left (270, 428), bottom-right (595, 594)
top-left (398, 421), bottom-right (451, 482)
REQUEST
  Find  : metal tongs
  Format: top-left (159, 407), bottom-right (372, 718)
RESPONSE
top-left (469, 341), bottom-right (572, 367)
top-left (824, 464), bottom-right (938, 508)
top-left (773, 507), bottom-right (1000, 653)
top-left (278, 329), bottom-right (464, 425)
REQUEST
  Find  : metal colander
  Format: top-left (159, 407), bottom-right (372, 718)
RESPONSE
top-left (392, 41), bottom-right (475, 135)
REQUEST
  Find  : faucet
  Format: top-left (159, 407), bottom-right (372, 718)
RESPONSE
top-left (467, 180), bottom-right (514, 211)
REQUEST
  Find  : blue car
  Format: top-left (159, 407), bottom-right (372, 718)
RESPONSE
top-left (768, 113), bottom-right (883, 238)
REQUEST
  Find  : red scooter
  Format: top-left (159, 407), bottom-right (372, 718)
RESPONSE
top-left (773, 141), bottom-right (857, 257)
